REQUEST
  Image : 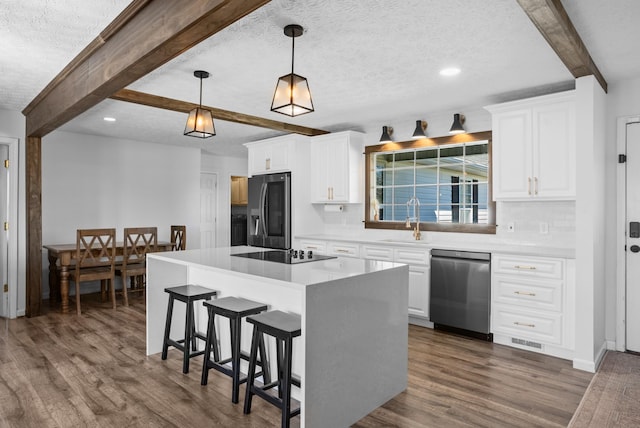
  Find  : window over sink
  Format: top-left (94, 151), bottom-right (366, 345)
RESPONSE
top-left (364, 131), bottom-right (496, 234)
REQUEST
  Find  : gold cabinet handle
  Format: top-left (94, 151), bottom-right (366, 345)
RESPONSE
top-left (528, 177), bottom-right (531, 195)
top-left (327, 187), bottom-right (331, 200)
top-left (514, 321), bottom-right (535, 328)
top-left (266, 158), bottom-right (271, 170)
top-left (514, 265), bottom-right (537, 270)
top-left (514, 291), bottom-right (536, 296)
top-left (335, 249), bottom-right (350, 253)
top-left (534, 177), bottom-right (538, 195)
top-left (306, 246), bottom-right (318, 250)
top-left (330, 187), bottom-right (334, 200)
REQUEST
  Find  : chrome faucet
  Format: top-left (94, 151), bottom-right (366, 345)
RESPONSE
top-left (406, 196), bottom-right (421, 241)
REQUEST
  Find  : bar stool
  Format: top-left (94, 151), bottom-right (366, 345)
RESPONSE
top-left (201, 296), bottom-right (271, 404)
top-left (243, 310), bottom-right (301, 428)
top-left (161, 284), bottom-right (217, 374)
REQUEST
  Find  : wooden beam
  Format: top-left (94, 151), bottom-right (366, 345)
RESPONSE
top-left (25, 136), bottom-right (42, 318)
top-left (24, 0), bottom-right (272, 137)
top-left (110, 89), bottom-right (329, 136)
top-left (517, 0), bottom-right (607, 92)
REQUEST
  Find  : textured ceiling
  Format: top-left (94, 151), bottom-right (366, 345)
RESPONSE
top-left (2, 0), bottom-right (640, 158)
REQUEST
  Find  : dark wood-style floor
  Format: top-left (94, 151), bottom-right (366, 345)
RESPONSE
top-left (0, 294), bottom-right (592, 427)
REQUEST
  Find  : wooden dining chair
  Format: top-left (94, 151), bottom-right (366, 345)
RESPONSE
top-left (116, 227), bottom-right (157, 306)
top-left (171, 225), bottom-right (186, 251)
top-left (69, 228), bottom-right (117, 316)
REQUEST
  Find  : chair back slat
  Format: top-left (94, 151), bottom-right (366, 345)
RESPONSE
top-left (76, 228), bottom-right (116, 270)
top-left (170, 225), bottom-right (186, 251)
top-left (123, 227), bottom-right (158, 267)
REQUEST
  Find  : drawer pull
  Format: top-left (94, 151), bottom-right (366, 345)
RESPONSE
top-left (514, 291), bottom-right (536, 296)
top-left (306, 246), bottom-right (318, 250)
top-left (335, 249), bottom-right (350, 253)
top-left (514, 321), bottom-right (535, 328)
top-left (514, 265), bottom-right (537, 270)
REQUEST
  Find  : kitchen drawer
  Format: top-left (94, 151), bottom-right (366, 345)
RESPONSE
top-left (493, 275), bottom-right (562, 312)
top-left (394, 248), bottom-right (430, 266)
top-left (492, 304), bottom-right (562, 345)
top-left (327, 242), bottom-right (360, 258)
top-left (492, 254), bottom-right (563, 279)
top-left (361, 245), bottom-right (394, 261)
top-left (299, 240), bottom-right (326, 254)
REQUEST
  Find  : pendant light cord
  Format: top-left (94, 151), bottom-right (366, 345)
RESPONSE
top-left (199, 76), bottom-right (203, 107)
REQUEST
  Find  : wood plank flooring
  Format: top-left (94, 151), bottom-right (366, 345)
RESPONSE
top-left (0, 294), bottom-right (592, 427)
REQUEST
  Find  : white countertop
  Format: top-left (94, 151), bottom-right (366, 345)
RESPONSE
top-left (296, 234), bottom-right (576, 259)
top-left (148, 246), bottom-right (404, 287)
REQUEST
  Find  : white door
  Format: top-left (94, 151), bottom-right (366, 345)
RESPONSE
top-left (626, 122), bottom-right (640, 352)
top-left (200, 173), bottom-right (217, 249)
top-left (0, 145), bottom-right (8, 319)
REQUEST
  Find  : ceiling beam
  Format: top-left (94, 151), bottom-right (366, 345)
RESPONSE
top-left (23, 0), bottom-right (272, 137)
top-left (517, 0), bottom-right (607, 93)
top-left (110, 89), bottom-right (329, 136)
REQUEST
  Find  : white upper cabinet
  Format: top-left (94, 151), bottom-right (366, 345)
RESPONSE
top-left (486, 91), bottom-right (576, 200)
top-left (245, 135), bottom-right (301, 176)
top-left (309, 131), bottom-right (365, 203)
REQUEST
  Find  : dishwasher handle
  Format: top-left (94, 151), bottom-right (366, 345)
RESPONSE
top-left (431, 249), bottom-right (490, 261)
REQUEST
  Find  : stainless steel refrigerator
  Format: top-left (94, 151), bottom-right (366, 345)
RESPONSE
top-left (247, 172), bottom-right (291, 249)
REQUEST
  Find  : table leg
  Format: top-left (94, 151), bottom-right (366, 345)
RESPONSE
top-left (60, 264), bottom-right (70, 314)
top-left (47, 253), bottom-right (60, 305)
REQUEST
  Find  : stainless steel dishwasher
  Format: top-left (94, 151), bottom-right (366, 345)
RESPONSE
top-left (430, 249), bottom-right (492, 340)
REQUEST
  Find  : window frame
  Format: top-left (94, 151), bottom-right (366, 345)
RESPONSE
top-left (364, 131), bottom-right (496, 234)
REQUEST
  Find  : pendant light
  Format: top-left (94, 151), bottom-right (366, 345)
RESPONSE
top-left (449, 113), bottom-right (466, 135)
top-left (379, 126), bottom-right (394, 143)
top-left (184, 70), bottom-right (215, 138)
top-left (411, 120), bottom-right (428, 139)
top-left (271, 24), bottom-right (314, 117)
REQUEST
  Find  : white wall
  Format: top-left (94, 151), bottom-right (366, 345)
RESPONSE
top-left (201, 154), bottom-right (247, 247)
top-left (0, 109), bottom-right (26, 316)
top-left (41, 130), bottom-right (201, 297)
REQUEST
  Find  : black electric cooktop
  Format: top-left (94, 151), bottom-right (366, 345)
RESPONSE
top-left (232, 249), bottom-right (336, 264)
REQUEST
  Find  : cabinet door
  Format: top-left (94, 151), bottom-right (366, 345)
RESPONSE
top-left (268, 139), bottom-right (290, 172)
top-left (532, 101), bottom-right (576, 198)
top-left (248, 144), bottom-right (270, 175)
top-left (310, 137), bottom-right (349, 202)
top-left (408, 265), bottom-right (430, 319)
top-left (310, 142), bottom-right (331, 202)
top-left (325, 138), bottom-right (350, 202)
top-left (492, 109), bottom-right (532, 199)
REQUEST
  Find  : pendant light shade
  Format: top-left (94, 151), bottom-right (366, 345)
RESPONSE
top-left (379, 126), bottom-right (393, 143)
top-left (184, 70), bottom-right (215, 138)
top-left (271, 24), bottom-right (314, 117)
top-left (412, 120), bottom-right (428, 139)
top-left (449, 113), bottom-right (466, 135)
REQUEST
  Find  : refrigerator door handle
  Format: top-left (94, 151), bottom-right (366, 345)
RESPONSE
top-left (259, 182), bottom-right (268, 237)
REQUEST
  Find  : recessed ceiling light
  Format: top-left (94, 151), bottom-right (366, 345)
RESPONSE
top-left (439, 67), bottom-right (461, 77)
top-left (103, 117), bottom-right (116, 122)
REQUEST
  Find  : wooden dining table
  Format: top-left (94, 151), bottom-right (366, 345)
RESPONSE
top-left (44, 241), bottom-right (174, 314)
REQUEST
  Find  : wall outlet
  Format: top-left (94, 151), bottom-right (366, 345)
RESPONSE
top-left (507, 222), bottom-right (515, 232)
top-left (539, 222), bottom-right (549, 234)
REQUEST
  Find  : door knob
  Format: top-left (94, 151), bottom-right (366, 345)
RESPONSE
top-left (631, 245), bottom-right (640, 253)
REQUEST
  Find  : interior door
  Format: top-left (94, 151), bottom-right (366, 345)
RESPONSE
top-left (0, 145), bottom-right (8, 319)
top-left (200, 173), bottom-right (217, 249)
top-left (626, 122), bottom-right (640, 352)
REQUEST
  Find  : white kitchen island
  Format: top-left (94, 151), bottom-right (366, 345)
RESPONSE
top-left (146, 246), bottom-right (409, 428)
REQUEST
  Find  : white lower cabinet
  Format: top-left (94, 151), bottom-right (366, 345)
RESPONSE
top-left (361, 245), bottom-right (430, 321)
top-left (327, 241), bottom-right (360, 258)
top-left (298, 240), bottom-right (327, 254)
top-left (491, 253), bottom-right (575, 360)
top-left (394, 248), bottom-right (430, 320)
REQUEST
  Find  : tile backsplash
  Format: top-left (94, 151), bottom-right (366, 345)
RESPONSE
top-left (315, 200), bottom-right (576, 249)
